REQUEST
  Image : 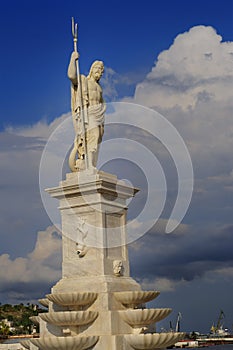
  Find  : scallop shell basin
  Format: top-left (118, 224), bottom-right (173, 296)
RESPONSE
top-left (39, 310), bottom-right (98, 326)
top-left (46, 292), bottom-right (97, 306)
top-left (30, 335), bottom-right (99, 350)
top-left (38, 298), bottom-right (49, 307)
top-left (120, 308), bottom-right (172, 326)
top-left (20, 340), bottom-right (31, 349)
top-left (114, 291), bottom-right (160, 306)
top-left (125, 332), bottom-right (185, 349)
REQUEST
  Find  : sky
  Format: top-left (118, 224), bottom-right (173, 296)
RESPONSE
top-left (0, 0), bottom-right (233, 334)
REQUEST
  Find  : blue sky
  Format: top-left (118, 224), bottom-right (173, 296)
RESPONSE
top-left (0, 0), bottom-right (233, 334)
top-left (1, 0), bottom-right (232, 127)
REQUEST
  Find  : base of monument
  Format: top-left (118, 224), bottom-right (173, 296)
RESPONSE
top-left (26, 170), bottom-right (185, 349)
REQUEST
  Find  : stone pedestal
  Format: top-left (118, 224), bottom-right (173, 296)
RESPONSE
top-left (48, 170), bottom-right (137, 280)
top-left (24, 170), bottom-right (185, 350)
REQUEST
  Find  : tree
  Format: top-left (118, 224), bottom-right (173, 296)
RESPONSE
top-left (0, 321), bottom-right (10, 336)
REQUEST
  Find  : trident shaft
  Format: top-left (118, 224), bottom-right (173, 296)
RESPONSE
top-left (71, 17), bottom-right (89, 169)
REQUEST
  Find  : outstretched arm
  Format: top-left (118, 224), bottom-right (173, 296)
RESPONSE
top-left (67, 51), bottom-right (79, 85)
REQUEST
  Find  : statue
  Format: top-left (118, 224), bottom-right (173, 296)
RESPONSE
top-left (68, 18), bottom-right (106, 171)
top-left (75, 216), bottom-right (88, 257)
top-left (113, 260), bottom-right (123, 277)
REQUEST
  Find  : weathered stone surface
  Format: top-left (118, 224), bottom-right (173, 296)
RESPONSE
top-left (25, 170), bottom-right (184, 350)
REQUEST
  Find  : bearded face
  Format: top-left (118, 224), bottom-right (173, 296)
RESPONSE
top-left (89, 61), bottom-right (104, 81)
top-left (92, 65), bottom-right (103, 81)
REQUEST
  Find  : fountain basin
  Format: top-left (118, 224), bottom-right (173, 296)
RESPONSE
top-left (119, 308), bottom-right (172, 327)
top-left (46, 292), bottom-right (97, 306)
top-left (30, 335), bottom-right (99, 350)
top-left (29, 315), bottom-right (40, 324)
top-left (125, 332), bottom-right (185, 349)
top-left (20, 340), bottom-right (31, 349)
top-left (39, 310), bottom-right (98, 326)
top-left (38, 298), bottom-right (49, 307)
top-left (114, 291), bottom-right (160, 307)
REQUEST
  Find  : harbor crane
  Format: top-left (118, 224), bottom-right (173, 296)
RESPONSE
top-left (169, 312), bottom-right (182, 332)
top-left (210, 310), bottom-right (226, 334)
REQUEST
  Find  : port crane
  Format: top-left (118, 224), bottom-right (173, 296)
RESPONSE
top-left (210, 310), bottom-right (227, 334)
top-left (169, 312), bottom-right (182, 332)
top-left (175, 312), bottom-right (182, 332)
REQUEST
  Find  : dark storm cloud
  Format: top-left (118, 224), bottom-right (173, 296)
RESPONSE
top-left (129, 223), bottom-right (233, 282)
top-left (0, 282), bottom-right (52, 305)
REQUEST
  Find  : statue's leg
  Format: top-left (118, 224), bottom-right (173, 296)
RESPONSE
top-left (86, 128), bottom-right (99, 168)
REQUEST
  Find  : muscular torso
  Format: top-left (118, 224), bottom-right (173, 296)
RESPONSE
top-left (87, 78), bottom-right (103, 106)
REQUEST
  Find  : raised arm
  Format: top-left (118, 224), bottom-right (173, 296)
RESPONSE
top-left (67, 51), bottom-right (79, 85)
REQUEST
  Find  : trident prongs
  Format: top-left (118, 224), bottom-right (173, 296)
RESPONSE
top-left (72, 17), bottom-right (78, 51)
top-left (70, 17), bottom-right (89, 169)
top-left (72, 17), bottom-right (78, 39)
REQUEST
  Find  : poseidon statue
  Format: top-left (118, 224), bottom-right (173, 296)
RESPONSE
top-left (68, 19), bottom-right (105, 171)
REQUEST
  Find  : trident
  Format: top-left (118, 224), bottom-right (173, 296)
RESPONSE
top-left (71, 17), bottom-right (89, 169)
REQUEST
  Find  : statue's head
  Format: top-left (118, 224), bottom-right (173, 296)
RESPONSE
top-left (88, 60), bottom-right (104, 81)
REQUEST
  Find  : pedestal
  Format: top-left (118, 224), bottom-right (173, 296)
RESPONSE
top-left (24, 170), bottom-right (185, 350)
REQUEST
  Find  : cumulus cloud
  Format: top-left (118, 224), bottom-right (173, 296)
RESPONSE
top-left (0, 226), bottom-right (62, 303)
top-left (0, 118), bottom-right (67, 303)
top-left (101, 66), bottom-right (145, 101)
top-left (0, 132), bottom-right (46, 257)
top-left (0, 114), bottom-right (71, 258)
top-left (124, 25), bottom-right (233, 235)
top-left (101, 67), bottom-right (120, 101)
top-left (0, 25), bottom-right (232, 330)
top-left (130, 26), bottom-right (233, 184)
top-left (5, 113), bottom-right (70, 139)
top-left (134, 25), bottom-right (233, 110)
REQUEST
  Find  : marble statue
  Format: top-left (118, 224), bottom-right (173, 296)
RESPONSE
top-left (68, 32), bottom-right (105, 171)
top-left (76, 217), bottom-right (88, 257)
top-left (23, 19), bottom-right (186, 350)
top-left (113, 260), bottom-right (123, 276)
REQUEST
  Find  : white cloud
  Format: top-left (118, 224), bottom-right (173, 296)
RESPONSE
top-left (0, 25), bottom-right (232, 313)
top-left (127, 25), bottom-right (233, 206)
top-left (134, 25), bottom-right (233, 111)
top-left (209, 266), bottom-right (233, 280)
top-left (0, 226), bottom-right (62, 287)
top-left (0, 114), bottom-right (73, 258)
top-left (101, 67), bottom-right (119, 100)
top-left (6, 113), bottom-right (70, 139)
